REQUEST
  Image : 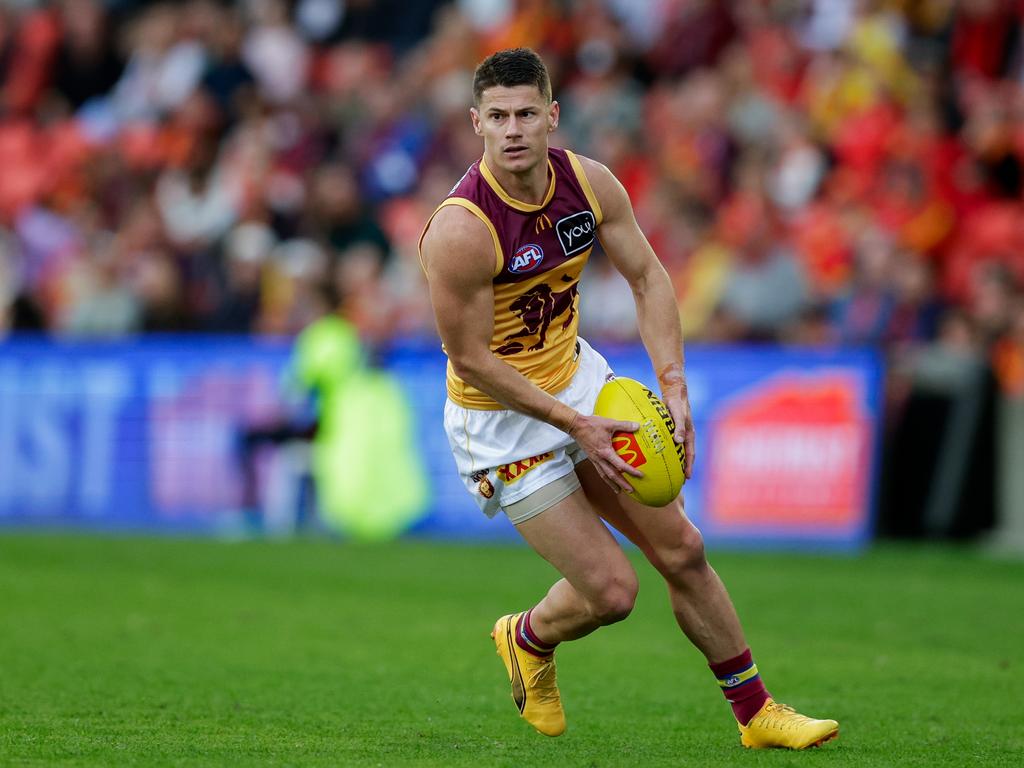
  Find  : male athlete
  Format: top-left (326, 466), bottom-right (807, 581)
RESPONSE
top-left (418, 48), bottom-right (838, 749)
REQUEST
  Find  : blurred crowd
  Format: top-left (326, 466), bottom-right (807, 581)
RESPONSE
top-left (0, 0), bottom-right (1023, 397)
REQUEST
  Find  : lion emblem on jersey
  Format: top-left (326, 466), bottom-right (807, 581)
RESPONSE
top-left (496, 275), bottom-right (578, 355)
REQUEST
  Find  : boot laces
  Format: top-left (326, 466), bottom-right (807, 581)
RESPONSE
top-left (526, 655), bottom-right (560, 705)
top-left (759, 702), bottom-right (815, 731)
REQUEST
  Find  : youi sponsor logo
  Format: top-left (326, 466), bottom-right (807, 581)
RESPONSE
top-left (555, 210), bottom-right (596, 256)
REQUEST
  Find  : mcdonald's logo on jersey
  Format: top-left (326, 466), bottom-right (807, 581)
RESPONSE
top-left (612, 432), bottom-right (648, 468)
top-left (534, 213), bottom-right (552, 234)
top-left (497, 451), bottom-right (554, 484)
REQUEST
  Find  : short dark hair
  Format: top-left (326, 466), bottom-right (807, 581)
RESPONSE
top-left (473, 48), bottom-right (552, 106)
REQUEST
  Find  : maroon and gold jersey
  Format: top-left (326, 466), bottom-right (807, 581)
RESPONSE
top-left (420, 147), bottom-right (604, 409)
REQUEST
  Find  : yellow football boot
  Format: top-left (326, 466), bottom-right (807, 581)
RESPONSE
top-left (490, 613), bottom-right (565, 737)
top-left (738, 698), bottom-right (839, 749)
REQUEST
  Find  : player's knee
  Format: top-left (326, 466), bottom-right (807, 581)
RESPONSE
top-left (590, 573), bottom-right (638, 625)
top-left (658, 525), bottom-right (708, 581)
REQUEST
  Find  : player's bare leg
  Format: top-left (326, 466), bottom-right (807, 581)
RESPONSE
top-left (575, 460), bottom-right (744, 660)
top-left (491, 485), bottom-right (638, 736)
top-left (514, 488), bottom-right (639, 639)
top-left (576, 460), bottom-right (839, 749)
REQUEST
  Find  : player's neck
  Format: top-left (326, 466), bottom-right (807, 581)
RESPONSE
top-left (485, 155), bottom-right (550, 206)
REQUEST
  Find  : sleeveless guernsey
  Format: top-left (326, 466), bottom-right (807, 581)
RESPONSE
top-left (420, 147), bottom-right (604, 410)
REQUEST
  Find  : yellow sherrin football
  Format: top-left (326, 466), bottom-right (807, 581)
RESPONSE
top-left (593, 376), bottom-right (685, 507)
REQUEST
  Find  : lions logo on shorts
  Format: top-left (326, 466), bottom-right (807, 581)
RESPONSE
top-left (472, 469), bottom-right (495, 499)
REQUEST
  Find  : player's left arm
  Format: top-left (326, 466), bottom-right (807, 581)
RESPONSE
top-left (581, 156), bottom-right (695, 478)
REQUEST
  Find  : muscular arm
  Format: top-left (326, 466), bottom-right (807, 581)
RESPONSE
top-left (422, 206), bottom-right (574, 425)
top-left (582, 156), bottom-right (696, 477)
top-left (421, 204), bottom-right (640, 492)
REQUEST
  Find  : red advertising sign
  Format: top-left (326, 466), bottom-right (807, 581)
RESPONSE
top-left (706, 373), bottom-right (871, 531)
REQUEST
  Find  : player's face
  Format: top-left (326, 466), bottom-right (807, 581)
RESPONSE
top-left (471, 85), bottom-right (559, 175)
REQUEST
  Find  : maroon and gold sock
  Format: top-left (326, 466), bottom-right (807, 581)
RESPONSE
top-left (514, 609), bottom-right (558, 657)
top-left (709, 649), bottom-right (771, 725)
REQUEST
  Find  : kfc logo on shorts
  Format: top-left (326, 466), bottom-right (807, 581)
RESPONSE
top-left (509, 244), bottom-right (545, 274)
top-left (497, 451), bottom-right (554, 484)
top-left (556, 211), bottom-right (596, 256)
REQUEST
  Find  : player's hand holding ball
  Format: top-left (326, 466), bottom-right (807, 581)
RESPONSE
top-left (592, 376), bottom-right (687, 507)
top-left (657, 362), bottom-right (695, 480)
top-left (559, 407), bottom-right (643, 495)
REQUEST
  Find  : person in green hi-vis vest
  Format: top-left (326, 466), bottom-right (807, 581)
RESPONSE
top-left (290, 311), bottom-right (429, 541)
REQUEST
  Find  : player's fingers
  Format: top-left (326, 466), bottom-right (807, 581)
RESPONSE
top-left (602, 454), bottom-right (637, 491)
top-left (667, 402), bottom-right (686, 443)
top-left (600, 446), bottom-right (643, 479)
top-left (684, 429), bottom-right (696, 478)
top-left (614, 456), bottom-right (644, 479)
top-left (613, 419), bottom-right (639, 433)
top-left (600, 464), bottom-right (630, 493)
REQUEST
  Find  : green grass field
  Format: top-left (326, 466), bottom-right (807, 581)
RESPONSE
top-left (0, 534), bottom-right (1021, 767)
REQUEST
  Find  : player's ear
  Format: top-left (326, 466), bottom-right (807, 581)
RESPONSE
top-left (548, 101), bottom-right (559, 132)
top-left (470, 107), bottom-right (482, 136)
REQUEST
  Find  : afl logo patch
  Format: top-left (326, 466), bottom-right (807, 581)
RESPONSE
top-left (509, 244), bottom-right (545, 274)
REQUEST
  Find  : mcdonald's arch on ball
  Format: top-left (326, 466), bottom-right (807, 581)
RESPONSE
top-left (592, 377), bottom-right (686, 507)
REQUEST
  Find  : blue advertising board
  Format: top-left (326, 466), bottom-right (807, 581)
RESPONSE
top-left (0, 336), bottom-right (883, 550)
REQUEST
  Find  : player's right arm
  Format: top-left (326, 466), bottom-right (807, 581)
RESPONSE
top-left (421, 204), bottom-right (640, 492)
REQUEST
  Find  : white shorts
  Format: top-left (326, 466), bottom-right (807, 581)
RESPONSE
top-left (443, 338), bottom-right (614, 523)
